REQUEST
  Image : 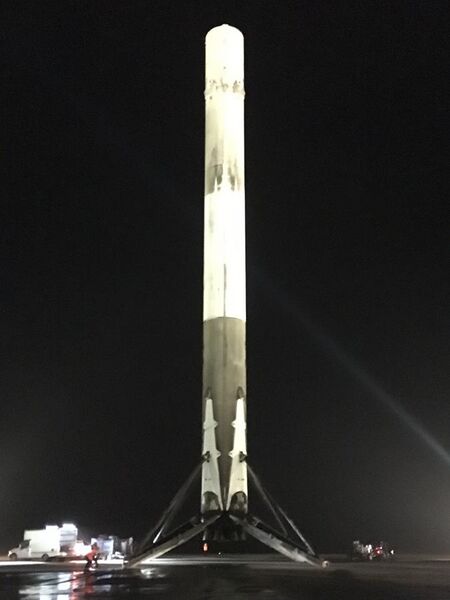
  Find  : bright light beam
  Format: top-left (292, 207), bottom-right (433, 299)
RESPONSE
top-left (256, 271), bottom-right (450, 467)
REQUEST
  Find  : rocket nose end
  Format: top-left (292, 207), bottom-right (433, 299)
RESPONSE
top-left (205, 25), bottom-right (244, 83)
top-left (206, 24), bottom-right (244, 42)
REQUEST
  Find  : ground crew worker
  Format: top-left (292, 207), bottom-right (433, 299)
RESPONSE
top-left (84, 542), bottom-right (100, 570)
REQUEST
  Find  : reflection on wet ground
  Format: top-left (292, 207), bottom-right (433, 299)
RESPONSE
top-left (0, 556), bottom-right (449, 599)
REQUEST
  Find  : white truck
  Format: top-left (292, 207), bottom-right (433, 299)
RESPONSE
top-left (8, 523), bottom-right (78, 561)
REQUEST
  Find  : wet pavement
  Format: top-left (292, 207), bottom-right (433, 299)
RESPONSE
top-left (0, 555), bottom-right (449, 599)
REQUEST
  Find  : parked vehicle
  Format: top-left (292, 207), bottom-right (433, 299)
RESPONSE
top-left (351, 540), bottom-right (372, 561)
top-left (8, 523), bottom-right (79, 561)
top-left (371, 541), bottom-right (395, 560)
top-left (350, 539), bottom-right (395, 561)
top-left (92, 535), bottom-right (134, 559)
top-left (8, 526), bottom-right (61, 560)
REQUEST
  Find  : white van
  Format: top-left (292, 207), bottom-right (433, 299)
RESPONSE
top-left (8, 526), bottom-right (61, 560)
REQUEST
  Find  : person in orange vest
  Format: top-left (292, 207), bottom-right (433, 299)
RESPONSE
top-left (84, 542), bottom-right (100, 570)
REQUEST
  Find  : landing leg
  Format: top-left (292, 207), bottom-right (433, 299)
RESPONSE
top-left (128, 514), bottom-right (220, 567)
top-left (230, 514), bottom-right (324, 567)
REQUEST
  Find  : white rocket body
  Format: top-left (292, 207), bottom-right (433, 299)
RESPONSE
top-left (201, 25), bottom-right (248, 515)
top-left (130, 25), bottom-right (321, 568)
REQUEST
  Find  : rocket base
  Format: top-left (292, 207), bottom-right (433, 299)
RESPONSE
top-left (128, 463), bottom-right (324, 568)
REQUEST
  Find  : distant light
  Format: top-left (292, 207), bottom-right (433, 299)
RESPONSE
top-left (73, 541), bottom-right (90, 556)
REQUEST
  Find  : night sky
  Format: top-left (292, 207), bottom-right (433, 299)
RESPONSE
top-left (2, 1), bottom-right (448, 553)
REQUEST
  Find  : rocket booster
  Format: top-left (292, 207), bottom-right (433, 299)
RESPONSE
top-left (201, 25), bottom-right (248, 515)
top-left (129, 24), bottom-right (321, 569)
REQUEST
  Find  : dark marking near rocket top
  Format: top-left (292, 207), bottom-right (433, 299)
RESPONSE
top-left (204, 76), bottom-right (245, 195)
top-left (205, 79), bottom-right (244, 95)
top-left (205, 156), bottom-right (243, 194)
